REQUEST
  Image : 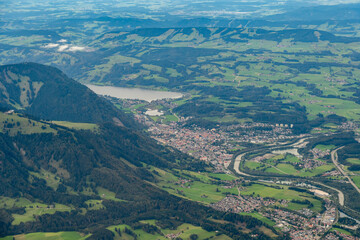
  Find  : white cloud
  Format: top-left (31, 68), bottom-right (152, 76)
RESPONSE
top-left (57, 39), bottom-right (68, 43)
top-left (58, 45), bottom-right (69, 52)
top-left (43, 42), bottom-right (94, 53)
top-left (43, 43), bottom-right (60, 48)
top-left (67, 46), bottom-right (87, 52)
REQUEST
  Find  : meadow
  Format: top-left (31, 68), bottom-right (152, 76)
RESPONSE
top-left (155, 168), bottom-right (324, 215)
top-left (106, 222), bottom-right (231, 240)
top-left (0, 196), bottom-right (73, 226)
top-left (244, 153), bottom-right (335, 177)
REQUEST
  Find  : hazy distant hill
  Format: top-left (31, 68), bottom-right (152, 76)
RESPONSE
top-left (101, 27), bottom-right (360, 45)
top-left (266, 3), bottom-right (360, 21)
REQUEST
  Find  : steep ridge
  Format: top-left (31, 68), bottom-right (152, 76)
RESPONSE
top-left (0, 63), bottom-right (134, 127)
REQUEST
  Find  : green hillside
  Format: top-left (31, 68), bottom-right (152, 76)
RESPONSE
top-left (0, 63), bottom-right (135, 127)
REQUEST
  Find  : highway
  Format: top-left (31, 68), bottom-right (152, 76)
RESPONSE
top-left (331, 147), bottom-right (360, 194)
top-left (231, 139), bottom-right (347, 207)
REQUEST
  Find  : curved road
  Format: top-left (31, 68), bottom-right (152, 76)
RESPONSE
top-left (331, 147), bottom-right (360, 195)
top-left (310, 181), bottom-right (344, 206)
top-left (232, 141), bottom-right (346, 206)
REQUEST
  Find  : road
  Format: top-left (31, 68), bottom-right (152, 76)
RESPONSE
top-left (231, 139), bottom-right (347, 207)
top-left (331, 147), bottom-right (360, 194)
top-left (310, 181), bottom-right (344, 206)
top-left (233, 137), bottom-right (309, 177)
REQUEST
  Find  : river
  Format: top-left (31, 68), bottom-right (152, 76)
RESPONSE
top-left (86, 84), bottom-right (183, 102)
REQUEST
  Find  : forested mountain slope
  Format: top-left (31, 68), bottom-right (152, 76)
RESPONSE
top-left (0, 63), bottom-right (134, 126)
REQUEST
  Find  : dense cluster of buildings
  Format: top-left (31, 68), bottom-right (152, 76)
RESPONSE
top-left (210, 190), bottom-right (339, 239)
top-left (211, 195), bottom-right (278, 213)
top-left (148, 122), bottom-right (233, 171)
top-left (137, 112), bottom-right (298, 172)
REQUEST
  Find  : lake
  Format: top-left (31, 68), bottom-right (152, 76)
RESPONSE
top-left (86, 84), bottom-right (183, 102)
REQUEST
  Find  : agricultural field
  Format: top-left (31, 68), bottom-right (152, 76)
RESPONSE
top-left (155, 168), bottom-right (324, 214)
top-left (315, 144), bottom-right (336, 151)
top-left (0, 112), bottom-right (56, 135)
top-left (0, 112), bottom-right (99, 135)
top-left (0, 186), bottom-right (126, 227)
top-left (29, 169), bottom-right (62, 190)
top-left (51, 121), bottom-right (98, 131)
top-left (154, 168), bottom-right (239, 204)
top-left (11, 203), bottom-right (73, 225)
top-left (244, 153), bottom-right (335, 177)
top-left (351, 176), bottom-right (360, 189)
top-left (240, 183), bottom-right (323, 212)
top-left (106, 222), bottom-right (231, 240)
top-left (0, 232), bottom-right (90, 240)
top-left (96, 187), bottom-right (125, 202)
top-left (0, 196), bottom-right (73, 226)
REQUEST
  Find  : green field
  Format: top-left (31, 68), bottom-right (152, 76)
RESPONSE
top-left (156, 168), bottom-right (240, 204)
top-left (331, 227), bottom-right (353, 236)
top-left (163, 114), bottom-right (179, 122)
top-left (241, 184), bottom-right (298, 200)
top-left (347, 158), bottom-right (360, 165)
top-left (240, 183), bottom-right (323, 212)
top-left (0, 112), bottom-right (56, 136)
top-left (52, 121), bottom-right (98, 131)
top-left (0, 196), bottom-right (73, 225)
top-left (156, 167), bottom-right (324, 214)
top-left (97, 187), bottom-right (124, 202)
top-left (351, 176), bottom-right (360, 188)
top-left (208, 173), bottom-right (238, 181)
top-left (12, 203), bottom-right (73, 225)
top-left (239, 212), bottom-right (276, 227)
top-left (1, 232), bottom-right (90, 240)
top-left (107, 222), bottom-right (230, 240)
top-left (266, 163), bottom-right (334, 177)
top-left (245, 161), bottom-right (263, 170)
top-left (315, 144), bottom-right (336, 151)
top-left (0, 197), bottom-right (32, 209)
top-left (30, 169), bottom-right (61, 190)
top-left (248, 155), bottom-right (335, 177)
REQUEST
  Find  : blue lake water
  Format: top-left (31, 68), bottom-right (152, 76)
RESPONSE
top-left (86, 84), bottom-right (183, 102)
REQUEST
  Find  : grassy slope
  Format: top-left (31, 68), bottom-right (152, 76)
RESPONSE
top-left (155, 168), bottom-right (324, 214)
top-left (0, 232), bottom-right (90, 240)
top-left (107, 221), bottom-right (231, 240)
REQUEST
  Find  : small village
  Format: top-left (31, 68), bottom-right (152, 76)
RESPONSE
top-left (211, 192), bottom-right (339, 240)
